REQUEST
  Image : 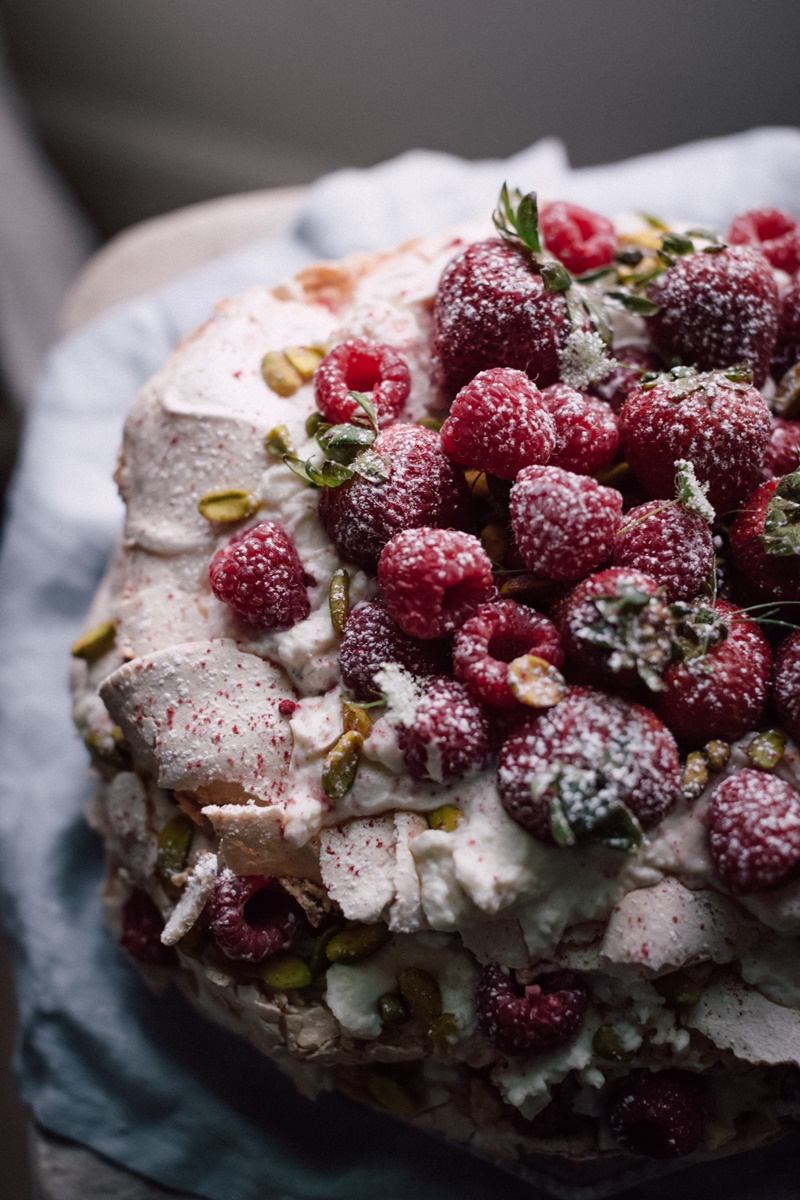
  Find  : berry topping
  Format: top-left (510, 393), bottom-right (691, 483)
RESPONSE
top-left (339, 601), bottom-right (449, 701)
top-left (205, 869), bottom-right (301, 962)
top-left (728, 207), bottom-right (800, 275)
top-left (655, 600), bottom-right (771, 747)
top-left (440, 368), bottom-right (556, 479)
top-left (539, 200), bottom-right (616, 275)
top-left (318, 424), bottom-right (473, 573)
top-left (613, 499), bottom-right (714, 601)
top-left (590, 344), bottom-right (661, 414)
top-left (707, 769), bottom-right (800, 894)
top-left (619, 367), bottom-right (771, 514)
top-left (540, 382), bottom-right (619, 475)
top-left (498, 686), bottom-right (681, 847)
top-left (606, 1070), bottom-right (704, 1159)
top-left (453, 599), bottom-right (564, 708)
top-left (397, 676), bottom-right (490, 782)
top-left (763, 418), bottom-right (800, 480)
top-left (774, 630), bottom-right (800, 743)
top-left (772, 278), bottom-right (800, 381)
top-left (378, 527), bottom-right (494, 639)
top-left (730, 472), bottom-right (800, 603)
top-left (431, 237), bottom-right (571, 397)
top-left (209, 521), bottom-right (310, 629)
top-left (475, 963), bottom-right (588, 1055)
top-left (314, 338), bottom-right (411, 427)
top-left (119, 889), bottom-right (176, 966)
top-left (509, 465), bottom-right (623, 581)
top-left (645, 246), bottom-right (779, 388)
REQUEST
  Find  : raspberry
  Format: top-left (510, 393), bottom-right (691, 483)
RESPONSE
top-left (655, 601), bottom-right (771, 747)
top-left (209, 521), bottom-right (310, 629)
top-left (431, 238), bottom-right (572, 397)
top-left (475, 964), bottom-right (588, 1055)
top-left (707, 769), bottom-right (800, 894)
top-left (605, 1070), bottom-right (704, 1159)
top-left (729, 473), bottom-right (800, 603)
top-left (205, 869), bottom-right (301, 962)
top-left (397, 676), bottom-right (489, 782)
top-left (119, 889), bottom-right (176, 966)
top-left (763, 418), bottom-right (800, 480)
top-left (590, 343), bottom-right (661, 414)
top-left (339, 601), bottom-right (449, 701)
top-left (540, 382), bottom-right (619, 475)
top-left (453, 599), bottom-right (564, 709)
top-left (645, 246), bottom-right (779, 388)
top-left (498, 687), bottom-right (681, 844)
top-left (613, 500), bottom-right (714, 601)
top-left (378, 526), bottom-right (494, 639)
top-left (314, 338), bottom-right (411, 427)
top-left (439, 368), bottom-right (556, 479)
top-left (772, 278), bottom-right (800, 380)
top-left (509, 465), bottom-right (623, 582)
top-left (318, 424), bottom-right (473, 573)
top-left (728, 207), bottom-right (800, 275)
top-left (539, 200), bottom-right (616, 276)
top-left (619, 369), bottom-right (771, 515)
top-left (774, 631), bottom-right (800, 743)
top-left (557, 567), bottom-right (670, 691)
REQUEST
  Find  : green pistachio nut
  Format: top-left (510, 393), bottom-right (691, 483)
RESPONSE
top-left (704, 739), bottom-right (731, 773)
top-left (284, 345), bottom-right (324, 380)
top-left (197, 488), bottom-right (259, 523)
top-left (366, 1072), bottom-right (416, 1116)
top-left (264, 424), bottom-right (294, 457)
top-left (747, 729), bottom-right (787, 771)
top-left (654, 971), bottom-right (703, 1009)
top-left (592, 1025), bottom-right (630, 1061)
top-left (328, 567), bottom-right (350, 635)
top-left (427, 805), bottom-right (462, 833)
top-left (325, 922), bottom-right (390, 965)
top-left (377, 992), bottom-right (408, 1026)
top-left (156, 814), bottom-right (194, 878)
top-left (397, 967), bottom-right (442, 1028)
top-left (322, 730), bottom-right (363, 800)
top-left (261, 352), bottom-right (302, 396)
top-left (341, 701), bottom-right (373, 739)
top-left (71, 620), bottom-right (116, 662)
top-left (260, 954), bottom-right (313, 991)
top-left (681, 751), bottom-right (709, 799)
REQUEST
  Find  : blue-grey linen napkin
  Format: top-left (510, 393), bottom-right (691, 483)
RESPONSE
top-left (3, 130), bottom-right (800, 1200)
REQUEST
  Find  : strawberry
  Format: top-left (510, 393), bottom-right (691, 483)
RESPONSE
top-left (763, 418), bottom-right (800, 480)
top-left (728, 207), bottom-right (800, 275)
top-left (771, 277), bottom-right (800, 381)
top-left (707, 769), bottom-right (800, 894)
top-left (646, 245), bottom-right (779, 388)
top-left (606, 1070), bottom-right (704, 1159)
top-left (729, 471), bottom-right (800, 603)
top-left (774, 630), bottom-right (800, 743)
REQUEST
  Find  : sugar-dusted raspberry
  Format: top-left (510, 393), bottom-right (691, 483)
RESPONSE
top-left (205, 869), bottom-right (301, 961)
top-left (378, 526), bottom-right (494, 640)
top-left (707, 769), bottom-right (800, 894)
top-left (475, 964), bottom-right (588, 1055)
top-left (590, 343), bottom-right (661, 414)
top-left (318, 424), bottom-right (473, 573)
top-left (120, 889), bottom-right (177, 966)
top-left (540, 382), bottom-right (619, 475)
top-left (655, 600), bottom-right (771, 747)
top-left (431, 237), bottom-right (572, 397)
top-left (613, 500), bottom-right (714, 601)
top-left (729, 473), bottom-right (800, 603)
top-left (774, 631), bottom-right (800, 743)
top-left (498, 686), bottom-right (681, 845)
top-left (728, 207), bottom-right (800, 275)
top-left (619, 369), bottom-right (771, 515)
top-left (645, 246), bottom-right (780, 388)
top-left (398, 676), bottom-right (489, 782)
top-left (539, 200), bottom-right (616, 276)
top-left (453, 599), bottom-right (564, 708)
top-left (606, 1070), bottom-right (704, 1159)
top-left (439, 368), bottom-right (556, 479)
top-left (763, 418), bottom-right (800, 480)
top-left (314, 338), bottom-right (411, 427)
top-left (209, 521), bottom-right (310, 629)
top-left (557, 567), bottom-right (670, 691)
top-left (509, 465), bottom-right (623, 582)
top-left (339, 601), bottom-right (449, 701)
top-left (772, 278), bottom-right (800, 380)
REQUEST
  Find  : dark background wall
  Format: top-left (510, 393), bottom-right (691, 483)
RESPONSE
top-left (1, 0), bottom-right (799, 236)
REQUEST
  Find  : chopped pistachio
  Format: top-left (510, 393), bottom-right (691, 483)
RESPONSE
top-left (197, 488), bottom-right (259, 523)
top-left (309, 925), bottom-right (340, 979)
top-left (325, 922), bottom-right (390, 965)
top-left (342, 700), bottom-right (373, 738)
top-left (704, 739), bottom-right (731, 773)
top-left (366, 1072), bottom-right (416, 1116)
top-left (748, 729), bottom-right (787, 771)
top-left (264, 424), bottom-right (294, 457)
top-left (156, 814), bottom-right (194, 878)
top-left (397, 967), bottom-right (442, 1029)
top-left (71, 620), bottom-right (116, 662)
top-left (428, 1011), bottom-right (459, 1051)
top-left (427, 805), bottom-right (462, 832)
top-left (284, 345), bottom-right (324, 379)
top-left (377, 992), bottom-right (408, 1026)
top-left (654, 971), bottom-right (703, 1008)
top-left (260, 954), bottom-right (313, 991)
top-left (480, 521), bottom-right (509, 565)
top-left (261, 351), bottom-right (302, 396)
top-left (507, 655), bottom-right (568, 709)
top-left (322, 730), bottom-right (363, 800)
top-left (328, 567), bottom-right (350, 635)
top-left (681, 751), bottom-right (709, 800)
top-left (592, 1024), bottom-right (630, 1061)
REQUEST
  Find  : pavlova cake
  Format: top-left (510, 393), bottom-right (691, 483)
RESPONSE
top-left (71, 188), bottom-right (800, 1168)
